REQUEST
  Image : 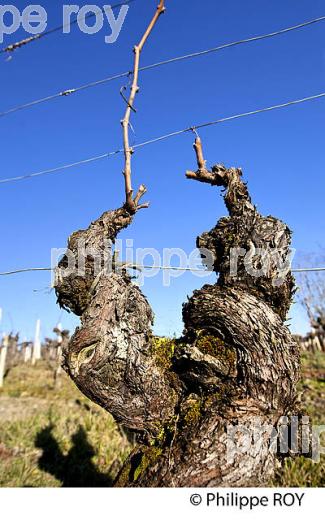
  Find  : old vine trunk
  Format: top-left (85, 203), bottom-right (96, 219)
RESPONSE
top-left (54, 160), bottom-right (300, 487)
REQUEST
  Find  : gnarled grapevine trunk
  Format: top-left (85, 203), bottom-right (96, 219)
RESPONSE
top-left (54, 153), bottom-right (300, 487)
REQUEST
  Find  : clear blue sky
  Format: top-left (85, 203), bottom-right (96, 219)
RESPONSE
top-left (0, 0), bottom-right (324, 340)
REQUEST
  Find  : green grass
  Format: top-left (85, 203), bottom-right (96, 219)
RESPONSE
top-left (272, 352), bottom-right (325, 487)
top-left (0, 362), bottom-right (131, 487)
top-left (0, 354), bottom-right (324, 487)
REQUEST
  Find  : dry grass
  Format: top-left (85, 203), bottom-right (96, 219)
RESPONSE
top-left (273, 352), bottom-right (325, 487)
top-left (0, 362), bottom-right (131, 487)
top-left (0, 353), bottom-right (324, 487)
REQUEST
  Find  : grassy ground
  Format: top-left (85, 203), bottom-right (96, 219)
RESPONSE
top-left (0, 354), bottom-right (324, 487)
top-left (272, 351), bottom-right (325, 487)
top-left (0, 362), bottom-right (131, 487)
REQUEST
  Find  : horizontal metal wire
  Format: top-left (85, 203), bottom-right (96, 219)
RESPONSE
top-left (1, 265), bottom-right (325, 277)
top-left (1, 91), bottom-right (324, 184)
top-left (1, 14), bottom-right (325, 117)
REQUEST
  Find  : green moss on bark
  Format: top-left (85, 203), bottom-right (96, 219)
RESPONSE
top-left (195, 333), bottom-right (237, 368)
top-left (151, 337), bottom-right (176, 371)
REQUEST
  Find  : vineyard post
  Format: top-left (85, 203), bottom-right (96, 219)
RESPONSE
top-left (54, 323), bottom-right (63, 386)
top-left (32, 319), bottom-right (41, 365)
top-left (23, 338), bottom-right (32, 362)
top-left (0, 334), bottom-right (9, 388)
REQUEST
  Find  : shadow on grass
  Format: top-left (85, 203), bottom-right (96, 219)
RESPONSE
top-left (35, 425), bottom-right (113, 487)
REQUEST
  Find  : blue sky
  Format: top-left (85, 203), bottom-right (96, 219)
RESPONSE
top-left (0, 0), bottom-right (324, 340)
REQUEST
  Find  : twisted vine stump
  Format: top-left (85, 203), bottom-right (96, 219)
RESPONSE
top-left (54, 146), bottom-right (300, 487)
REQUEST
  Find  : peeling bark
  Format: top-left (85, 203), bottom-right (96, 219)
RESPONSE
top-left (55, 153), bottom-right (300, 487)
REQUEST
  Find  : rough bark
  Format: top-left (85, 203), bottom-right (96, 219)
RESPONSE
top-left (54, 157), bottom-right (300, 487)
top-left (54, 206), bottom-right (179, 436)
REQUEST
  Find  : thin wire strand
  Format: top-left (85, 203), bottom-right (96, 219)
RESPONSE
top-left (0, 152), bottom-right (116, 183)
top-left (1, 91), bottom-right (324, 184)
top-left (0, 0), bottom-right (136, 54)
top-left (1, 14), bottom-right (325, 117)
top-left (0, 268), bottom-right (52, 276)
top-left (0, 72), bottom-right (130, 118)
top-left (1, 265), bottom-right (325, 277)
top-left (293, 268), bottom-right (325, 273)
